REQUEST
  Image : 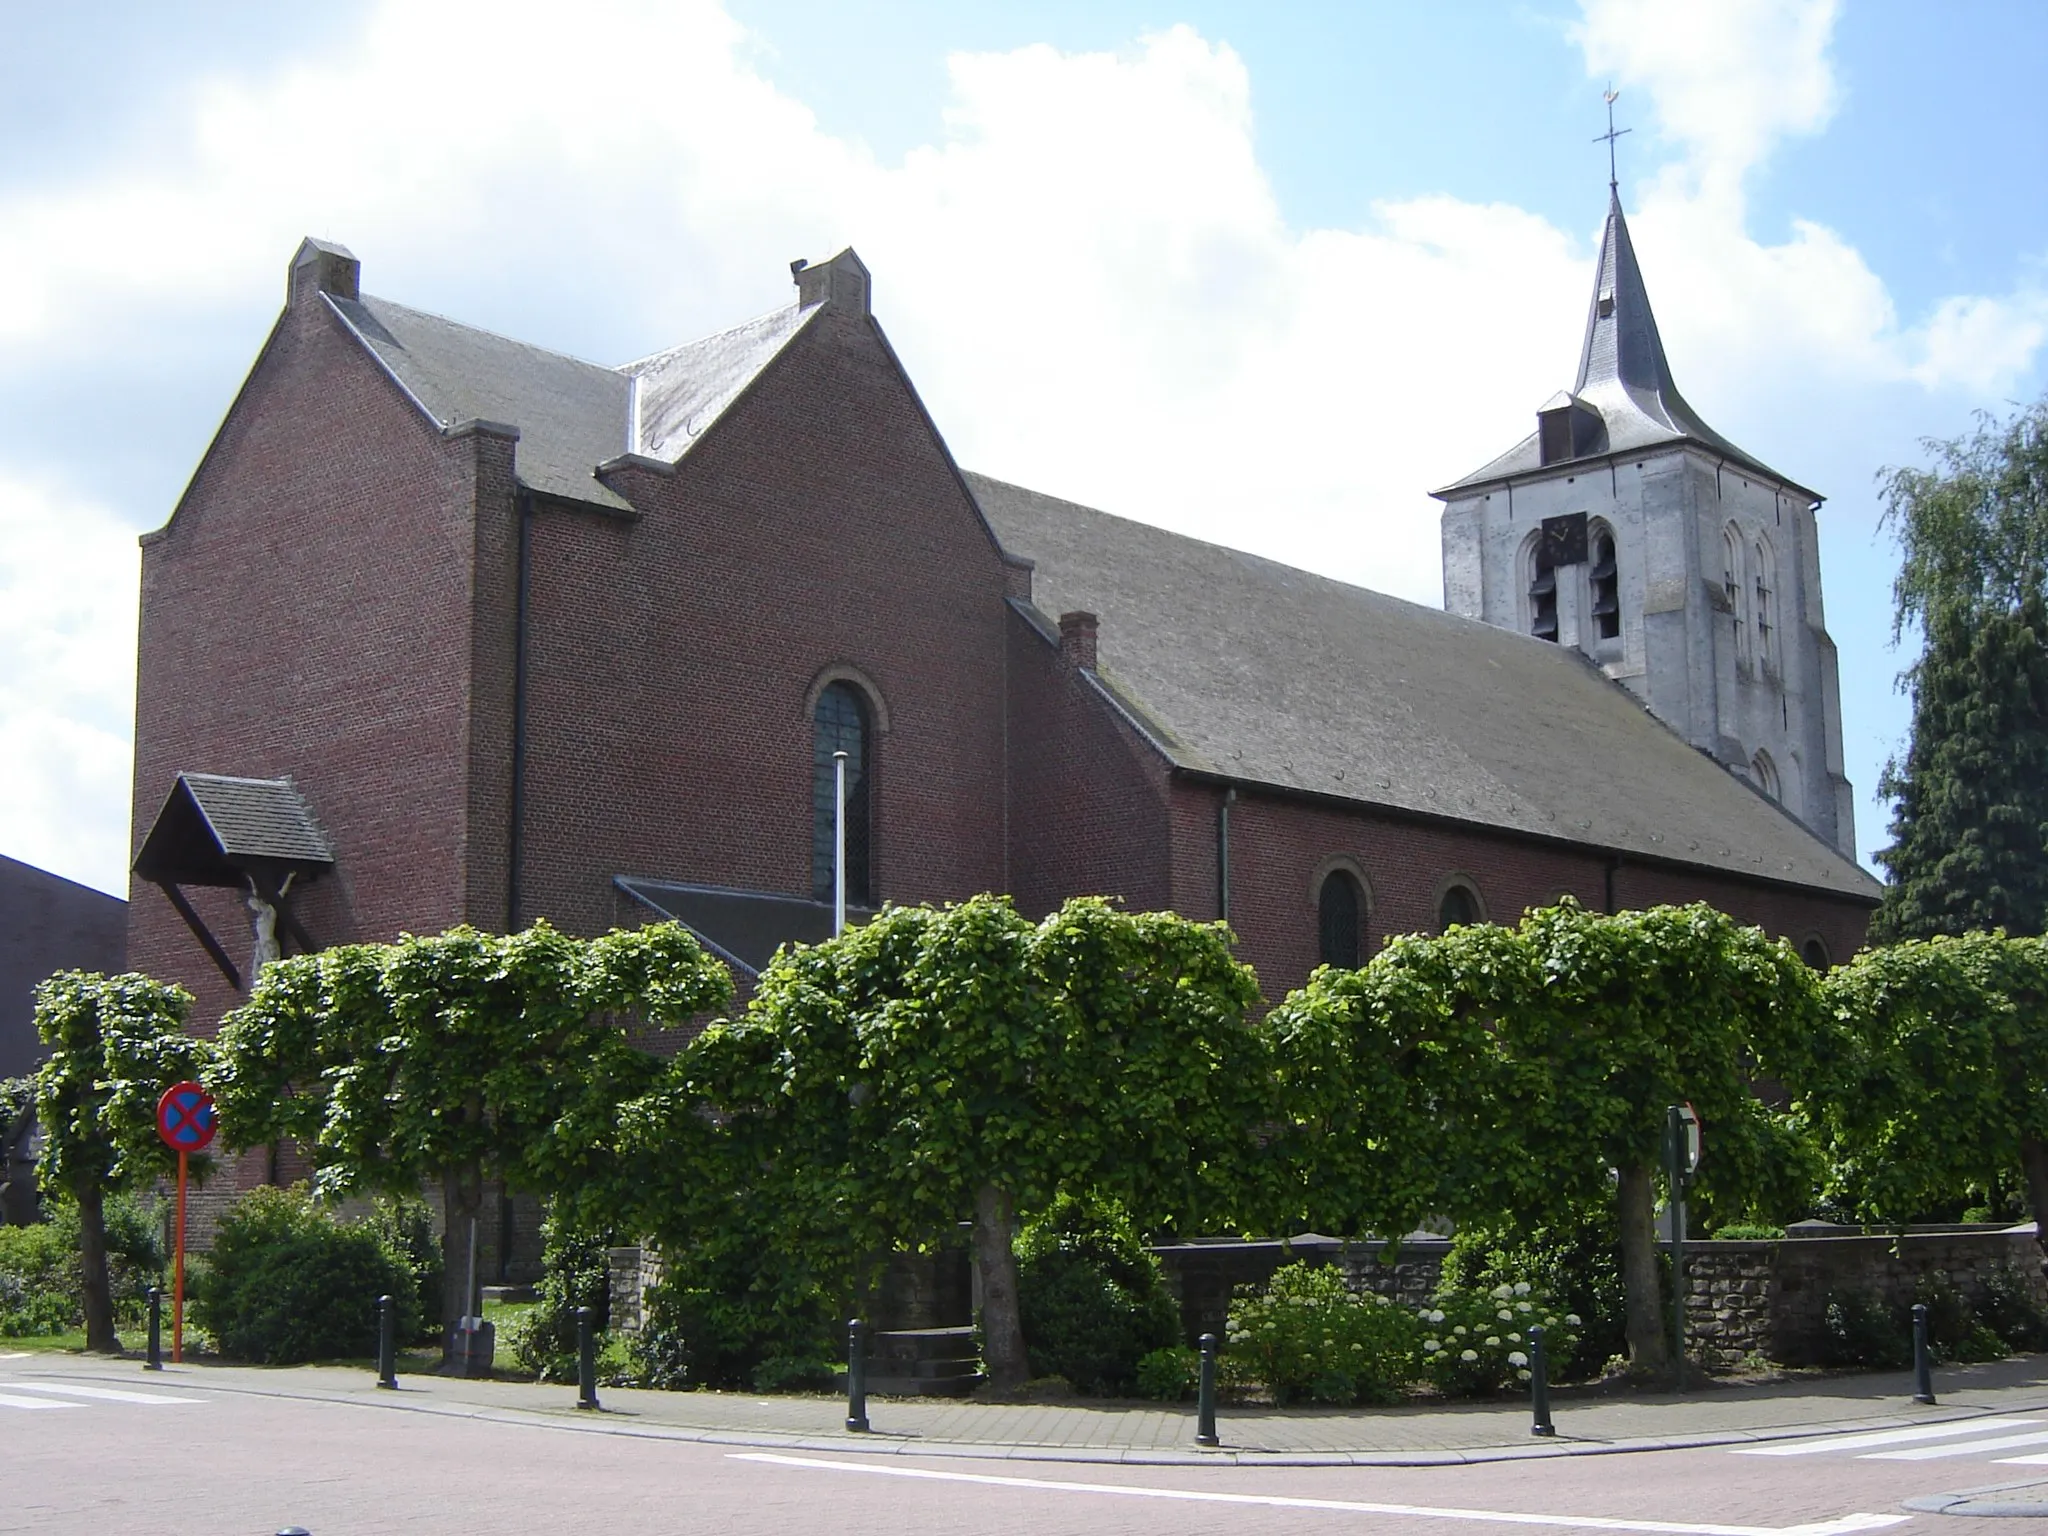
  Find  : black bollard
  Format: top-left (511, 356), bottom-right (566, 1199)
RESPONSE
top-left (1529, 1324), bottom-right (1554, 1437)
top-left (576, 1305), bottom-right (600, 1411)
top-left (845, 1318), bottom-right (870, 1433)
top-left (1912, 1302), bottom-right (1936, 1405)
top-left (145, 1287), bottom-right (162, 1371)
top-left (376, 1294), bottom-right (397, 1390)
top-left (1195, 1332), bottom-right (1220, 1448)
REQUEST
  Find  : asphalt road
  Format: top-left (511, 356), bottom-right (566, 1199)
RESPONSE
top-left (12, 1371), bottom-right (2048, 1535)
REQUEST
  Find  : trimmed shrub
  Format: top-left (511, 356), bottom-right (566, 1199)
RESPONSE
top-left (191, 1186), bottom-right (419, 1364)
top-left (1418, 1277), bottom-right (1579, 1396)
top-left (1224, 1261), bottom-right (1421, 1405)
top-left (1135, 1345), bottom-right (1199, 1402)
top-left (1441, 1217), bottom-right (1619, 1383)
top-left (1015, 1195), bottom-right (1181, 1397)
top-left (1979, 1264), bottom-right (2048, 1353)
top-left (0, 1222), bottom-right (73, 1336)
top-left (1711, 1223), bottom-right (1788, 1241)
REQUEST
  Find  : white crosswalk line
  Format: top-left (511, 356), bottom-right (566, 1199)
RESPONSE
top-left (5, 1382), bottom-right (204, 1405)
top-left (1734, 1419), bottom-right (2042, 1456)
top-left (1864, 1429), bottom-right (2048, 1460)
top-left (0, 1391), bottom-right (83, 1411)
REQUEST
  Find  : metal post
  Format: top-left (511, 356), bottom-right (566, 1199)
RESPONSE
top-left (145, 1287), bottom-right (162, 1371)
top-left (845, 1318), bottom-right (870, 1432)
top-left (833, 750), bottom-right (848, 937)
top-left (1667, 1104), bottom-right (1685, 1394)
top-left (1913, 1303), bottom-right (1936, 1405)
top-left (1195, 1332), bottom-right (1220, 1447)
top-left (376, 1294), bottom-right (397, 1389)
top-left (576, 1305), bottom-right (600, 1410)
top-left (1529, 1324), bottom-right (1554, 1436)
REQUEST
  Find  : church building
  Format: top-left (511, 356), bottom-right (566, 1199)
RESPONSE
top-left (127, 191), bottom-right (1879, 1056)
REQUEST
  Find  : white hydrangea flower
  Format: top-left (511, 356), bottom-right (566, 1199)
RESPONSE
top-left (1428, 1309), bottom-right (1445, 1324)
top-left (1508, 1332), bottom-right (1521, 1343)
top-left (1454, 1325), bottom-right (1468, 1336)
top-left (1491, 1284), bottom-right (1513, 1300)
top-left (1516, 1300), bottom-right (1533, 1313)
top-left (1517, 1368), bottom-right (1532, 1382)
top-left (1514, 1281), bottom-right (1531, 1296)
top-left (1461, 1349), bottom-right (1479, 1362)
top-left (1485, 1335), bottom-right (1501, 1346)
top-left (1508, 1351), bottom-right (1529, 1367)
top-left (1497, 1308), bottom-right (1514, 1321)
top-left (1423, 1339), bottom-right (1441, 1353)
top-left (1565, 1313), bottom-right (1583, 1326)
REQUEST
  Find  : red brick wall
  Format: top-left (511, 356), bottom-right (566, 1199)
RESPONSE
top-left (129, 290), bottom-right (507, 1031)
top-left (1004, 607), bottom-right (1174, 918)
top-left (1167, 780), bottom-right (1872, 1003)
top-left (511, 308), bottom-right (1010, 935)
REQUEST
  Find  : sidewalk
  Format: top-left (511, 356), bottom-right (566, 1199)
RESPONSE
top-left (10, 1348), bottom-right (2048, 1467)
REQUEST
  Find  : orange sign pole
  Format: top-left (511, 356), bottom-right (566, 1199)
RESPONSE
top-left (173, 1148), bottom-right (188, 1363)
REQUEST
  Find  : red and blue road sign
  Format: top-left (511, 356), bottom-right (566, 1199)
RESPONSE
top-left (155, 1081), bottom-right (217, 1153)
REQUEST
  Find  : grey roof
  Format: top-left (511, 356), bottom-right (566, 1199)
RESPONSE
top-left (615, 878), bottom-right (873, 977)
top-left (327, 294), bottom-right (636, 511)
top-left (325, 290), bottom-right (824, 512)
top-left (622, 303), bottom-right (819, 462)
top-left (969, 472), bottom-right (1879, 902)
top-left (134, 773), bottom-right (334, 887)
top-left (1439, 190), bottom-right (1816, 499)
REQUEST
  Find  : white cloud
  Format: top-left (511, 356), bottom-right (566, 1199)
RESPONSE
top-left (0, 477), bottom-right (138, 894)
top-left (0, 0), bottom-right (2041, 891)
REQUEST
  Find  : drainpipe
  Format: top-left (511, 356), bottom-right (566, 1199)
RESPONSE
top-left (506, 488), bottom-right (534, 933)
top-left (1217, 786), bottom-right (1238, 923)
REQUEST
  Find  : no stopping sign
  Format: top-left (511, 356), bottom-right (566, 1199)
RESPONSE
top-left (155, 1081), bottom-right (217, 1153)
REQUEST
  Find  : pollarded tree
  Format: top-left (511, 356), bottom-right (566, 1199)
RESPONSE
top-left (1812, 932), bottom-right (2048, 1246)
top-left (1872, 594), bottom-right (2048, 941)
top-left (32, 971), bottom-right (212, 1353)
top-left (1504, 902), bottom-right (1828, 1374)
top-left (207, 922), bottom-right (731, 1358)
top-left (679, 896), bottom-right (1265, 1392)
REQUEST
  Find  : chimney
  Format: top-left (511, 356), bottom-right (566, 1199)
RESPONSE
top-left (1003, 553), bottom-right (1035, 603)
top-left (288, 237), bottom-right (360, 308)
top-left (1058, 611), bottom-right (1099, 671)
top-left (793, 248), bottom-right (872, 317)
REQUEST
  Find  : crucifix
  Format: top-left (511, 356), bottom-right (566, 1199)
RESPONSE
top-left (1594, 87), bottom-right (1631, 189)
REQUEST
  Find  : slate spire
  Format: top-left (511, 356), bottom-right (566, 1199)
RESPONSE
top-left (1573, 188), bottom-right (1714, 444)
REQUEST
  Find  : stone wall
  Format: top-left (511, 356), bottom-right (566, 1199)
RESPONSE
top-left (607, 1245), bottom-right (664, 1334)
top-left (1150, 1236), bottom-right (1451, 1346)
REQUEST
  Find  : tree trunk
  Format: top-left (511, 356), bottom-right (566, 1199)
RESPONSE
top-left (2020, 1137), bottom-right (2048, 1274)
top-left (1616, 1162), bottom-right (1670, 1376)
top-left (75, 1176), bottom-right (118, 1354)
top-left (973, 1183), bottom-right (1029, 1393)
top-left (439, 1163), bottom-right (484, 1369)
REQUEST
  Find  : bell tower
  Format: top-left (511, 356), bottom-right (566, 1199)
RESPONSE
top-left (1434, 187), bottom-right (1855, 859)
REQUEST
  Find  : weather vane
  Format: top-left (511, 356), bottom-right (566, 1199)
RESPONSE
top-left (1594, 86), bottom-right (1631, 190)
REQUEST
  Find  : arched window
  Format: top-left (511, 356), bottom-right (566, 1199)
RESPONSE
top-left (1801, 937), bottom-right (1831, 970)
top-left (1590, 525), bottom-right (1620, 641)
top-left (1751, 750), bottom-right (1780, 802)
top-left (1318, 870), bottom-right (1363, 969)
top-left (1752, 535), bottom-right (1777, 669)
top-left (1437, 881), bottom-right (1482, 933)
top-left (811, 681), bottom-right (873, 904)
top-left (1722, 525), bottom-right (1750, 665)
top-left (1526, 532), bottom-right (1558, 643)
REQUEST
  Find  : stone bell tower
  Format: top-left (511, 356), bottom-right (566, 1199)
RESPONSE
top-left (1434, 187), bottom-right (1855, 859)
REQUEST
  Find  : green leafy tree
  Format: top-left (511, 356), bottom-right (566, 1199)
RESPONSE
top-left (1264, 902), bottom-right (1825, 1376)
top-left (30, 971), bottom-right (211, 1353)
top-left (1876, 397), bottom-right (2048, 936)
top-left (671, 896), bottom-right (1264, 1392)
top-left (1812, 932), bottom-right (2048, 1247)
top-left (207, 921), bottom-right (730, 1360)
top-left (1872, 595), bottom-right (2048, 941)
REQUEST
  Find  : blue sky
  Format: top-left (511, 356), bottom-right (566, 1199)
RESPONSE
top-left (3, 0), bottom-right (2045, 898)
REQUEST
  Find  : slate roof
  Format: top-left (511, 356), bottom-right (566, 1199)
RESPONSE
top-left (1439, 190), bottom-right (1816, 499)
top-left (969, 472), bottom-right (1879, 902)
top-left (133, 773), bottom-right (334, 887)
top-left (615, 878), bottom-right (874, 977)
top-left (326, 290), bottom-right (822, 514)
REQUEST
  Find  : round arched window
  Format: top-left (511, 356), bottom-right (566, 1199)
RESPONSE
top-left (812, 681), bottom-right (874, 904)
top-left (1437, 882), bottom-right (1481, 933)
top-left (1318, 870), bottom-right (1362, 970)
top-left (1800, 937), bottom-right (1830, 971)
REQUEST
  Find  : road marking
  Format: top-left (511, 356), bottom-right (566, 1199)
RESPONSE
top-left (1863, 1429), bottom-right (2048, 1461)
top-left (730, 1452), bottom-right (1909, 1536)
top-left (1734, 1419), bottom-right (2042, 1456)
top-left (3, 1382), bottom-right (204, 1405)
top-left (0, 1392), bottom-right (83, 1411)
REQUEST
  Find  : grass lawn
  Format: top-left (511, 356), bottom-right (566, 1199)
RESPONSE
top-left (1, 1329), bottom-right (93, 1353)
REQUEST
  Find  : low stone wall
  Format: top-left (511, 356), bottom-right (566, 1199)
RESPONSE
top-left (608, 1245), bottom-right (664, 1333)
top-left (1150, 1236), bottom-right (1451, 1346)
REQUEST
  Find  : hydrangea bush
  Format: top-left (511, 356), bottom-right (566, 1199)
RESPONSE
top-left (1224, 1262), bottom-right (1423, 1404)
top-left (1417, 1279), bottom-right (1580, 1396)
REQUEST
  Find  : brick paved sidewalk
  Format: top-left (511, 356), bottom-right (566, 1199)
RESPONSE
top-left (9, 1349), bottom-right (2048, 1466)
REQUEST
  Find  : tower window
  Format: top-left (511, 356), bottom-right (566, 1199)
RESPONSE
top-left (1318, 870), bottom-right (1362, 970)
top-left (1590, 527), bottom-right (1620, 641)
top-left (1751, 750), bottom-right (1780, 803)
top-left (1528, 540), bottom-right (1558, 642)
top-left (1437, 881), bottom-right (1482, 933)
top-left (812, 681), bottom-right (874, 904)
top-left (1722, 524), bottom-right (1749, 664)
top-left (1752, 538), bottom-right (1776, 669)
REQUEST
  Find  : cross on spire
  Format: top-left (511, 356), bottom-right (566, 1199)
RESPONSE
top-left (1594, 87), bottom-right (1631, 190)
